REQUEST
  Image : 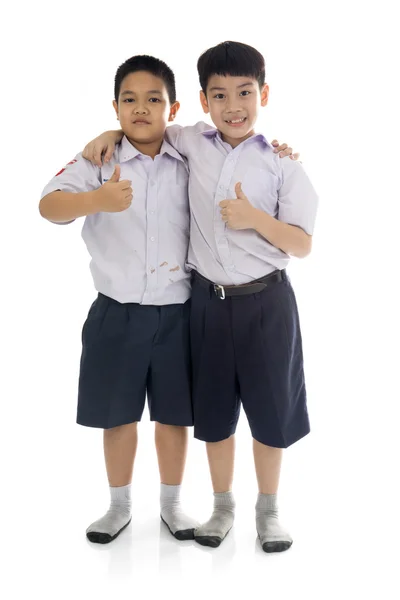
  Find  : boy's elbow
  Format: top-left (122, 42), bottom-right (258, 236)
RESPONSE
top-left (39, 197), bottom-right (48, 219)
top-left (38, 194), bottom-right (60, 222)
top-left (39, 192), bottom-right (61, 222)
top-left (294, 234), bottom-right (312, 258)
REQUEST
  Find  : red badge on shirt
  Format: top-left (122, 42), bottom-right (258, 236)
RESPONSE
top-left (55, 159), bottom-right (77, 176)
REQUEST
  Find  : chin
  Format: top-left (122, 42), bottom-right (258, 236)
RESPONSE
top-left (126, 130), bottom-right (154, 142)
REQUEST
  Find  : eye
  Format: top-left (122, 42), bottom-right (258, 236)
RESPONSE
top-left (149, 97), bottom-right (161, 103)
top-left (123, 98), bottom-right (134, 103)
top-left (240, 90), bottom-right (251, 96)
top-left (213, 94), bottom-right (225, 100)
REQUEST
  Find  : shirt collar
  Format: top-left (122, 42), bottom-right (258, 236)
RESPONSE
top-left (118, 136), bottom-right (143, 162)
top-left (200, 127), bottom-right (273, 149)
top-left (159, 139), bottom-right (185, 163)
top-left (118, 135), bottom-right (184, 163)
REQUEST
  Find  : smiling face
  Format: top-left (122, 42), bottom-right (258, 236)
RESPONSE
top-left (200, 75), bottom-right (269, 148)
top-left (113, 70), bottom-right (179, 150)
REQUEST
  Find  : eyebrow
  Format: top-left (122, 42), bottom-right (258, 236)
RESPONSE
top-left (120, 89), bottom-right (163, 96)
top-left (208, 82), bottom-right (255, 92)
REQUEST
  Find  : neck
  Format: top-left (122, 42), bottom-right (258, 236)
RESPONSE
top-left (126, 136), bottom-right (163, 159)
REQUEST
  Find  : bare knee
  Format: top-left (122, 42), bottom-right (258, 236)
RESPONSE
top-left (104, 421), bottom-right (138, 439)
top-left (155, 423), bottom-right (188, 443)
top-left (155, 422), bottom-right (186, 432)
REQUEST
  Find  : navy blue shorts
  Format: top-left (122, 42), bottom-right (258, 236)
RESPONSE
top-left (190, 272), bottom-right (310, 448)
top-left (77, 294), bottom-right (193, 429)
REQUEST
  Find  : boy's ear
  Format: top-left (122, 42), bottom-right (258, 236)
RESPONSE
top-left (113, 99), bottom-right (119, 120)
top-left (168, 101), bottom-right (180, 122)
top-left (200, 90), bottom-right (210, 114)
top-left (260, 84), bottom-right (269, 107)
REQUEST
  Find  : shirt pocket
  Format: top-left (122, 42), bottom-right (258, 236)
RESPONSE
top-left (241, 167), bottom-right (280, 217)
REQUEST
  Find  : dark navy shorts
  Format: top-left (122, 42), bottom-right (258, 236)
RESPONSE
top-left (77, 294), bottom-right (193, 429)
top-left (190, 272), bottom-right (310, 448)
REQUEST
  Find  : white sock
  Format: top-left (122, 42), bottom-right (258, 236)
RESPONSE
top-left (256, 493), bottom-right (293, 552)
top-left (86, 484), bottom-right (132, 544)
top-left (160, 483), bottom-right (200, 540)
top-left (194, 491), bottom-right (236, 548)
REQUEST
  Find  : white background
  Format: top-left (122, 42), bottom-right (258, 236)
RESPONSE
top-left (1, 0), bottom-right (399, 598)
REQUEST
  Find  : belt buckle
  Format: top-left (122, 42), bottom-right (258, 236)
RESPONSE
top-left (214, 284), bottom-right (226, 300)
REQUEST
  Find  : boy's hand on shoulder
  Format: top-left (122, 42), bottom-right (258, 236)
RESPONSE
top-left (83, 130), bottom-right (122, 167)
top-left (93, 165), bottom-right (133, 213)
top-left (219, 183), bottom-right (257, 230)
top-left (271, 139), bottom-right (300, 161)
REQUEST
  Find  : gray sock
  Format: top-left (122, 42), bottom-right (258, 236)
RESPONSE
top-left (86, 484), bottom-right (132, 544)
top-left (194, 491), bottom-right (236, 548)
top-left (160, 484), bottom-right (200, 541)
top-left (256, 493), bottom-right (293, 553)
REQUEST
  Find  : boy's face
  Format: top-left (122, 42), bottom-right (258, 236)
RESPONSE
top-left (113, 71), bottom-right (179, 145)
top-left (200, 75), bottom-right (269, 147)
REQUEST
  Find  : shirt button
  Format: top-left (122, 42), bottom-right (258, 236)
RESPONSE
top-left (150, 236), bottom-right (155, 242)
top-left (219, 185), bottom-right (225, 191)
top-left (149, 210), bottom-right (155, 215)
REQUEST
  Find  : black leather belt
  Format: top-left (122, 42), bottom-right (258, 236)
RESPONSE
top-left (193, 269), bottom-right (287, 299)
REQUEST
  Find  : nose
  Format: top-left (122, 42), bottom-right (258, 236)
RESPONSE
top-left (225, 102), bottom-right (242, 113)
top-left (133, 103), bottom-right (149, 115)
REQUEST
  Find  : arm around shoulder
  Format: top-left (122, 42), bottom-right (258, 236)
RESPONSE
top-left (165, 121), bottom-right (214, 156)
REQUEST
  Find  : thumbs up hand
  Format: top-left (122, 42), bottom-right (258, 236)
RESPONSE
top-left (94, 165), bottom-right (133, 213)
top-left (219, 182), bottom-right (257, 230)
top-left (109, 164), bottom-right (121, 182)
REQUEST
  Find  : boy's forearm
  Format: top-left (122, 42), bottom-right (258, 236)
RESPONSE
top-left (252, 209), bottom-right (312, 258)
top-left (39, 190), bottom-right (99, 223)
top-left (110, 129), bottom-right (124, 142)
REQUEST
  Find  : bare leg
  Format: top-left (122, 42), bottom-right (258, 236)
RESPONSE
top-left (104, 422), bottom-right (138, 486)
top-left (206, 435), bottom-right (235, 493)
top-left (155, 423), bottom-right (187, 485)
top-left (253, 440), bottom-right (282, 494)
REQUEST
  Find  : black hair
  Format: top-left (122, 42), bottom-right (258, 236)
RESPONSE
top-left (197, 41), bottom-right (265, 93)
top-left (114, 55), bottom-right (176, 103)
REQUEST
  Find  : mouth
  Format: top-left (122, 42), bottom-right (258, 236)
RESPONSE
top-left (224, 117), bottom-right (247, 127)
top-left (133, 120), bottom-right (151, 125)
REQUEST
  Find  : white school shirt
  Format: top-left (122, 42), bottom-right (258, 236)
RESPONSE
top-left (166, 122), bottom-right (319, 286)
top-left (41, 136), bottom-right (191, 304)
